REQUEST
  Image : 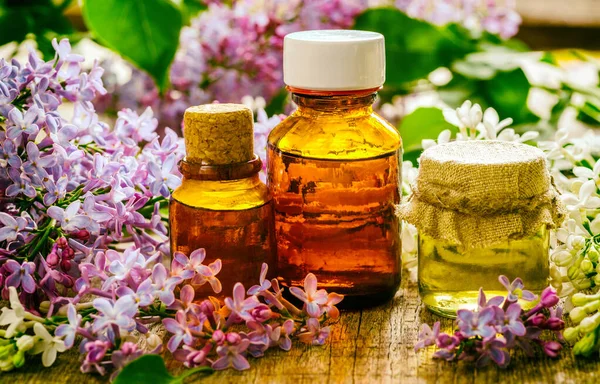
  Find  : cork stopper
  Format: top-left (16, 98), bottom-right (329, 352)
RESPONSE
top-left (183, 104), bottom-right (254, 164)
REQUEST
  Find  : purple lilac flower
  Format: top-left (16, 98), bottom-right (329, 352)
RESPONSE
top-left (163, 310), bottom-right (197, 352)
top-left (6, 106), bottom-right (40, 140)
top-left (498, 275), bottom-right (536, 302)
top-left (322, 292), bottom-right (344, 320)
top-left (436, 333), bottom-right (460, 350)
top-left (110, 341), bottom-right (144, 380)
top-left (395, 0), bottom-right (521, 39)
top-left (289, 273), bottom-right (328, 318)
top-left (23, 141), bottom-right (56, 177)
top-left (150, 263), bottom-right (181, 306)
top-left (224, 283), bottom-right (260, 322)
top-left (48, 201), bottom-right (98, 233)
top-left (297, 318), bottom-right (330, 346)
top-left (249, 304), bottom-right (273, 323)
top-left (171, 248), bottom-right (206, 279)
top-left (1, 139), bottom-right (22, 169)
top-left (92, 296), bottom-right (138, 333)
top-left (4, 260), bottom-right (36, 293)
top-left (244, 321), bottom-right (272, 357)
top-left (116, 278), bottom-right (154, 306)
top-left (414, 322), bottom-right (441, 351)
top-left (542, 341), bottom-right (562, 358)
top-left (212, 338), bottom-right (251, 371)
top-left (81, 340), bottom-right (111, 375)
top-left (43, 175), bottom-right (68, 206)
top-left (193, 259), bottom-right (222, 293)
top-left (271, 319), bottom-right (295, 351)
top-left (248, 263), bottom-right (271, 295)
top-left (102, 247), bottom-right (157, 289)
top-left (52, 38), bottom-right (84, 80)
top-left (55, 304), bottom-right (82, 348)
top-left (415, 277), bottom-right (565, 367)
top-left (539, 286), bottom-right (560, 307)
top-left (494, 303), bottom-right (526, 336)
top-left (477, 337), bottom-right (510, 367)
top-left (6, 168), bottom-right (36, 198)
top-left (174, 344), bottom-right (213, 368)
top-left (170, 284), bottom-right (196, 312)
top-left (114, 107), bottom-right (158, 143)
top-left (477, 287), bottom-right (504, 310)
top-left (0, 212), bottom-right (27, 242)
top-left (148, 155), bottom-right (180, 198)
top-left (457, 307), bottom-right (496, 339)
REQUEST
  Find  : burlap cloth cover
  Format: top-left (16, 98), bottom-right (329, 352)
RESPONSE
top-left (398, 140), bottom-right (566, 249)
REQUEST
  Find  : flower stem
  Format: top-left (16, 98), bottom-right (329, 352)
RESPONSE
top-left (25, 219), bottom-right (56, 260)
top-left (176, 366), bottom-right (213, 382)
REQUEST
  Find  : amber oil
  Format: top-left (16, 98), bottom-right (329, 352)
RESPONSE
top-left (169, 104), bottom-right (276, 300)
top-left (267, 91), bottom-right (402, 308)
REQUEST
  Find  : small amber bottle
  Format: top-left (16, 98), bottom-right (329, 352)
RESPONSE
top-left (267, 30), bottom-right (402, 308)
top-left (170, 104), bottom-right (276, 299)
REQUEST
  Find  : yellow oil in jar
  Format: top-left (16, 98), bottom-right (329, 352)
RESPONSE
top-left (418, 227), bottom-right (549, 318)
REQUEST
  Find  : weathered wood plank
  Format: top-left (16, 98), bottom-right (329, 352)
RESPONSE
top-left (5, 270), bottom-right (600, 383)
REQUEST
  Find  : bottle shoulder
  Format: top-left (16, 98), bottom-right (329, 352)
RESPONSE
top-left (172, 178), bottom-right (270, 210)
top-left (267, 111), bottom-right (402, 160)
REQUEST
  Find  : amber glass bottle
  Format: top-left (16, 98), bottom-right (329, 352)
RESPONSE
top-left (267, 30), bottom-right (402, 308)
top-left (170, 104), bottom-right (276, 300)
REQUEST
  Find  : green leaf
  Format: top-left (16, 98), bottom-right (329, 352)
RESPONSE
top-left (482, 68), bottom-right (539, 124)
top-left (170, 0), bottom-right (207, 25)
top-left (82, 0), bottom-right (183, 92)
top-left (113, 355), bottom-right (213, 384)
top-left (398, 107), bottom-right (455, 152)
top-left (354, 8), bottom-right (474, 86)
top-left (540, 51), bottom-right (558, 66)
top-left (0, 0), bottom-right (74, 59)
top-left (265, 88), bottom-right (288, 116)
top-left (578, 100), bottom-right (600, 125)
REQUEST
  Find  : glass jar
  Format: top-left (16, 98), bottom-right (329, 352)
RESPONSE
top-left (268, 30), bottom-right (402, 308)
top-left (399, 140), bottom-right (565, 318)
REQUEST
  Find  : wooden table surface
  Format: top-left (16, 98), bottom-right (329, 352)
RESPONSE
top-left (6, 269), bottom-right (600, 384)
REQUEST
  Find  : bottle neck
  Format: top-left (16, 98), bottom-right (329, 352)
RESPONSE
top-left (178, 156), bottom-right (262, 181)
top-left (290, 88), bottom-right (378, 117)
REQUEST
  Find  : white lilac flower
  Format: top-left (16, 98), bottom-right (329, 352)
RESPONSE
top-left (0, 287), bottom-right (26, 337)
top-left (561, 180), bottom-right (600, 211)
top-left (480, 107), bottom-right (513, 140)
top-left (30, 323), bottom-right (67, 367)
top-left (422, 129), bottom-right (451, 150)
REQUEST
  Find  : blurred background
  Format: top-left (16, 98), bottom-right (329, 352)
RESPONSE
top-left (1, 0), bottom-right (599, 161)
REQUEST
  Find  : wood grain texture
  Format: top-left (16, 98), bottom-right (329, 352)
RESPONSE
top-left (4, 269), bottom-right (600, 384)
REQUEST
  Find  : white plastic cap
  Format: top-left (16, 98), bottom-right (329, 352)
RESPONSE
top-left (283, 30), bottom-right (385, 91)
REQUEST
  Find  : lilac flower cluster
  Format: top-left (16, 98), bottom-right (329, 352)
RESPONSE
top-left (0, 38), bottom-right (189, 373)
top-left (166, 262), bottom-right (342, 370)
top-left (0, 39), bottom-right (342, 376)
top-left (0, 39), bottom-right (184, 314)
top-left (97, 0), bottom-right (367, 128)
top-left (415, 276), bottom-right (564, 367)
top-left (396, 0), bottom-right (522, 39)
